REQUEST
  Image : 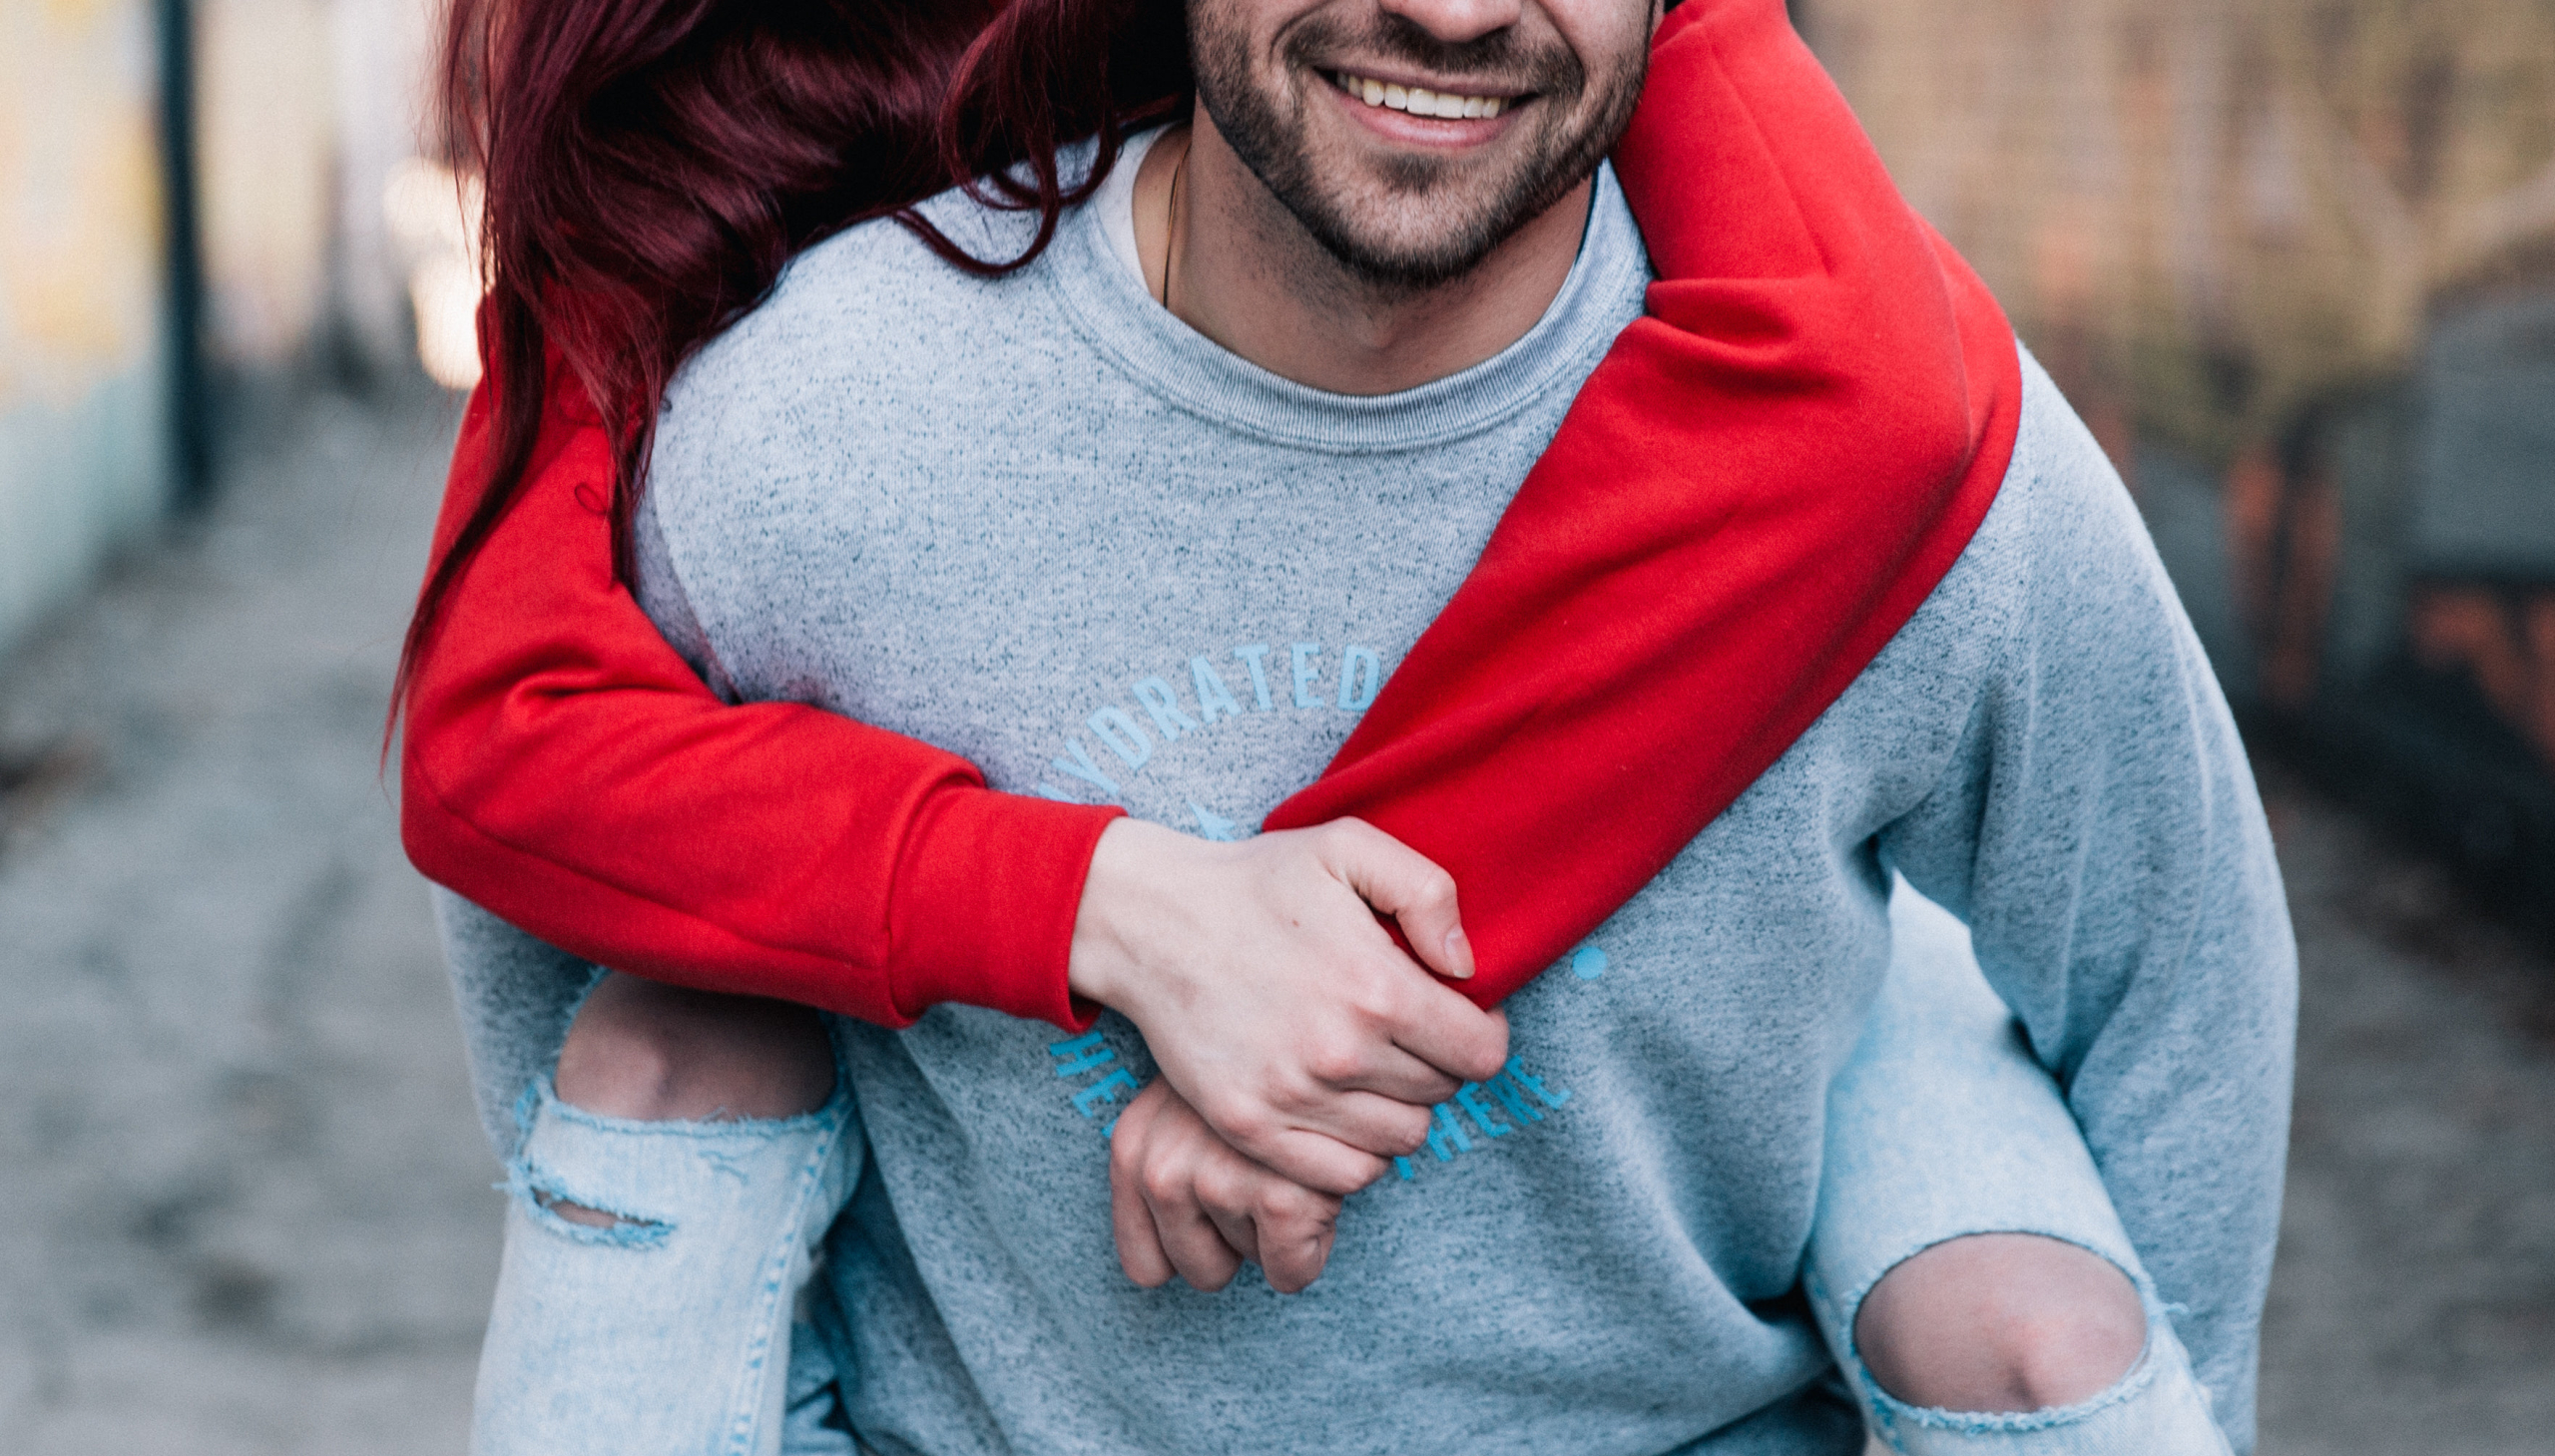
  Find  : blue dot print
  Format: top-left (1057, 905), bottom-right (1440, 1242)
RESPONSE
top-left (1570, 945), bottom-right (1608, 981)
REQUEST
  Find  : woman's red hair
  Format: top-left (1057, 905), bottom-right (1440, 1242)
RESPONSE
top-left (394, 0), bottom-right (1188, 719)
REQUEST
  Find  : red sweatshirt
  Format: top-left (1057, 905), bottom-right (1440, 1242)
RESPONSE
top-left (400, 0), bottom-right (2018, 1030)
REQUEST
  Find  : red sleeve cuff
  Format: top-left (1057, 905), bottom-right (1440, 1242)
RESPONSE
top-left (886, 787), bottom-right (1124, 1031)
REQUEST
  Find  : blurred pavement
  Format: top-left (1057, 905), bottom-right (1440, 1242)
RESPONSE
top-left (0, 388), bottom-right (2549, 1453)
top-left (0, 387), bottom-right (490, 1454)
top-left (2258, 765), bottom-right (2555, 1453)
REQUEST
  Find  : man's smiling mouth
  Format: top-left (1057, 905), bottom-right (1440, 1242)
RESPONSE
top-left (1328, 69), bottom-right (1519, 120)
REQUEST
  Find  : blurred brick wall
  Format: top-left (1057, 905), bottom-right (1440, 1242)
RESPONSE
top-left (1807, 0), bottom-right (2555, 911)
top-left (1809, 0), bottom-right (2555, 466)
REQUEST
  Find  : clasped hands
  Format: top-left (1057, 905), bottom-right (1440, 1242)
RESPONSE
top-left (1067, 817), bottom-right (1509, 1294)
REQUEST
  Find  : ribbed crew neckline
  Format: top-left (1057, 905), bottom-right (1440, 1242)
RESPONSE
top-left (1045, 134), bottom-right (1652, 456)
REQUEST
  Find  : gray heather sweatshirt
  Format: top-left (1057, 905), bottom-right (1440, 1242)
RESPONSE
top-left (436, 151), bottom-right (2295, 1455)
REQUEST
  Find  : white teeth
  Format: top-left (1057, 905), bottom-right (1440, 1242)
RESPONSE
top-left (1334, 71), bottom-right (1507, 120)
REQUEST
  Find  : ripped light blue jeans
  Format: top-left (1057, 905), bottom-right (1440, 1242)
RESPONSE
top-left (470, 882), bottom-right (2233, 1455)
top-left (1808, 885), bottom-right (2233, 1455)
top-left (473, 1076), bottom-right (858, 1453)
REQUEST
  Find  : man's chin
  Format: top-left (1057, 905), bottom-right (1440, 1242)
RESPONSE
top-left (1285, 170), bottom-right (1567, 290)
top-left (1303, 220), bottom-right (1512, 291)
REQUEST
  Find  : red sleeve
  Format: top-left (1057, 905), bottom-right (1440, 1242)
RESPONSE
top-left (399, 361), bottom-right (1120, 1029)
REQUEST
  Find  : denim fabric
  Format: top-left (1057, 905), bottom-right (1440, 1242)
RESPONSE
top-left (1806, 883), bottom-right (2234, 1456)
top-left (470, 1065), bottom-right (860, 1456)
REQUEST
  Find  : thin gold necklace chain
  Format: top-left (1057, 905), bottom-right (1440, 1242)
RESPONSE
top-left (1160, 142), bottom-right (1186, 313)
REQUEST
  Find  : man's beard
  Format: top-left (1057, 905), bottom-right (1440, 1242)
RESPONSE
top-left (1189, 5), bottom-right (1647, 292)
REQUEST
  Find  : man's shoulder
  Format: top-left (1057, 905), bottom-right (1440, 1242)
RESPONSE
top-left (788, 184), bottom-right (1055, 307)
top-left (1869, 341), bottom-right (2216, 740)
top-left (1929, 346), bottom-right (2170, 623)
top-left (1841, 343), bottom-right (2200, 725)
top-left (678, 192), bottom-right (1045, 395)
top-left (652, 182), bottom-right (1074, 483)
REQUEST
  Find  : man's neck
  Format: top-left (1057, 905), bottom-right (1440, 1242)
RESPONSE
top-left (1131, 116), bottom-right (1593, 398)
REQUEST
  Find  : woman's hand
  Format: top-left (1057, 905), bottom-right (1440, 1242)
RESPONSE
top-left (1068, 816), bottom-right (1508, 1195)
top-left (1109, 1078), bottom-right (1343, 1293)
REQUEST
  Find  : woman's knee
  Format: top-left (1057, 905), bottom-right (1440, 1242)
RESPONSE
top-left (554, 972), bottom-right (835, 1123)
top-left (1851, 1231), bottom-right (2147, 1414)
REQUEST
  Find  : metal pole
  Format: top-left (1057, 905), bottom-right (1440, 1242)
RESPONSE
top-left (156, 0), bottom-right (211, 510)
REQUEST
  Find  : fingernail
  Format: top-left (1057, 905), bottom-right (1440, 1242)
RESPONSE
top-left (1443, 926), bottom-right (1473, 977)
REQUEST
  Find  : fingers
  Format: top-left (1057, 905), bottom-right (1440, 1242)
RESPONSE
top-left (1381, 978), bottom-right (1510, 1087)
top-left (1321, 818), bottom-right (1475, 980)
top-left (1331, 1044), bottom-right (1464, 1107)
top-left (1110, 1082), bottom-right (1179, 1287)
top-left (1196, 1155), bottom-right (1344, 1294)
top-left (1112, 1081), bottom-right (1245, 1292)
top-left (1316, 820), bottom-right (1507, 1084)
top-left (1244, 1126), bottom-right (1393, 1198)
top-left (1196, 1162), bottom-right (1265, 1269)
top-left (1111, 1084), bottom-right (1348, 1295)
top-left (1274, 1087), bottom-right (1434, 1162)
top-left (1197, 1159), bottom-right (1341, 1294)
top-left (1148, 1184), bottom-right (1246, 1291)
top-left (1252, 1191), bottom-right (1340, 1294)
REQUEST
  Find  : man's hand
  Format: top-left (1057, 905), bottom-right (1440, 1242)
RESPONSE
top-left (1110, 1078), bottom-right (1343, 1293)
top-left (1068, 816), bottom-right (1508, 1195)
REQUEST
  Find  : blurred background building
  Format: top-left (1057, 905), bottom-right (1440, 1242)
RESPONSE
top-left (1807, 0), bottom-right (2555, 931)
top-left (0, 0), bottom-right (453, 661)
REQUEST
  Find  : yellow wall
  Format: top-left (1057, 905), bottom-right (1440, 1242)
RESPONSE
top-left (197, 0), bottom-right (335, 368)
top-left (0, 0), bottom-right (171, 656)
top-left (0, 0), bottom-right (344, 659)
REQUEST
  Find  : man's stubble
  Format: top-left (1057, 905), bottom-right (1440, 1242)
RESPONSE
top-left (1188, 3), bottom-right (1648, 294)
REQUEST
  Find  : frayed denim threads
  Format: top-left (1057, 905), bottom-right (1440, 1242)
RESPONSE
top-left (471, 1062), bottom-right (861, 1456)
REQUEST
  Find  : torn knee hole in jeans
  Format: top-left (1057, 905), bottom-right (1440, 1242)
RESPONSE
top-left (506, 1164), bottom-right (674, 1247)
top-left (536, 1189), bottom-right (651, 1228)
